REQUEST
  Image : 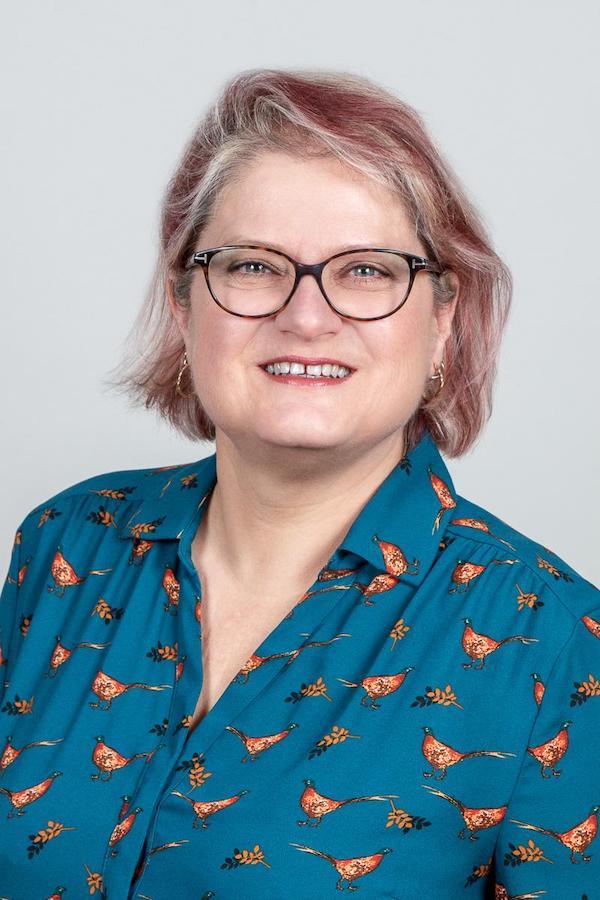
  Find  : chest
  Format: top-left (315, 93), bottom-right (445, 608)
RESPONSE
top-left (187, 579), bottom-right (305, 733)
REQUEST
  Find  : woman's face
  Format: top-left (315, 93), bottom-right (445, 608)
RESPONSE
top-left (170, 151), bottom-right (458, 459)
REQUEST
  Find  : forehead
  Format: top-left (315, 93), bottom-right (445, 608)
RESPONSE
top-left (206, 151), bottom-right (418, 253)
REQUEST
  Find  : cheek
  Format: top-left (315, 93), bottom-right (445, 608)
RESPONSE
top-left (374, 308), bottom-right (433, 388)
top-left (186, 304), bottom-right (253, 400)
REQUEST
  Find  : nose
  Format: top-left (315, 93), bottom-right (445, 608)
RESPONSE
top-left (273, 270), bottom-right (342, 335)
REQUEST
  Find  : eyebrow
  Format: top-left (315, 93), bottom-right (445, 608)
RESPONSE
top-left (219, 237), bottom-right (394, 254)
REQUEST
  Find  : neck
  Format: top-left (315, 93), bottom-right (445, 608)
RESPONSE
top-left (193, 429), bottom-right (407, 592)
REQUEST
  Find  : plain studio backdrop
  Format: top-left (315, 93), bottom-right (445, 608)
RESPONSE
top-left (1, 1), bottom-right (598, 585)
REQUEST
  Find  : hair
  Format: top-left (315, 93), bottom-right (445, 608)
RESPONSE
top-left (105, 67), bottom-right (512, 458)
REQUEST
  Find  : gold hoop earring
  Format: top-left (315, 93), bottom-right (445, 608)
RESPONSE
top-left (426, 360), bottom-right (445, 400)
top-left (175, 351), bottom-right (195, 398)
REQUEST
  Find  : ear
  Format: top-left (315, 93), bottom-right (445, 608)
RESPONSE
top-left (431, 271), bottom-right (459, 363)
top-left (166, 273), bottom-right (190, 343)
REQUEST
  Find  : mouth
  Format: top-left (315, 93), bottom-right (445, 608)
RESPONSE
top-left (258, 356), bottom-right (356, 384)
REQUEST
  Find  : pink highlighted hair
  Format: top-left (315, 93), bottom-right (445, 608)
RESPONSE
top-left (106, 68), bottom-right (512, 457)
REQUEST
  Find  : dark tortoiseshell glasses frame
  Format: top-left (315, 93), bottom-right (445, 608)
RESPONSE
top-left (184, 244), bottom-right (444, 322)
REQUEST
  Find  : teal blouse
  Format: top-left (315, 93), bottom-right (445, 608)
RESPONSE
top-left (1, 428), bottom-right (599, 900)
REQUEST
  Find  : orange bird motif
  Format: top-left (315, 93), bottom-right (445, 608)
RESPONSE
top-left (162, 566), bottom-right (181, 615)
top-left (337, 666), bottom-right (414, 709)
top-left (175, 655), bottom-right (186, 682)
top-left (225, 722), bottom-right (298, 762)
top-left (108, 805), bottom-right (143, 856)
top-left (297, 778), bottom-right (399, 827)
top-left (0, 770), bottom-right (63, 817)
top-left (422, 784), bottom-right (507, 840)
top-left (89, 670), bottom-right (172, 710)
top-left (494, 886), bottom-right (545, 900)
top-left (373, 535), bottom-right (419, 578)
top-left (338, 535), bottom-right (419, 607)
top-left (45, 888), bottom-right (66, 900)
top-left (46, 546), bottom-right (112, 597)
top-left (421, 726), bottom-right (515, 780)
top-left (450, 517), bottom-right (517, 551)
top-left (530, 672), bottom-right (545, 706)
top-left (171, 788), bottom-right (249, 828)
top-left (91, 737), bottom-right (155, 780)
top-left (428, 466), bottom-right (456, 532)
top-left (0, 735), bottom-right (63, 775)
top-left (290, 841), bottom-right (393, 890)
top-left (581, 614), bottom-right (600, 639)
top-left (45, 634), bottom-right (110, 677)
top-left (461, 618), bottom-right (539, 670)
top-left (449, 560), bottom-right (487, 594)
top-left (526, 720), bottom-right (572, 778)
top-left (511, 805), bottom-right (599, 863)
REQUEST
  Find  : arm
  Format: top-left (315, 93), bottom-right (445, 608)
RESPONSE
top-left (493, 606), bottom-right (600, 897)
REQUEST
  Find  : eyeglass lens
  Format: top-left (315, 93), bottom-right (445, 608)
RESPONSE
top-left (206, 247), bottom-right (412, 319)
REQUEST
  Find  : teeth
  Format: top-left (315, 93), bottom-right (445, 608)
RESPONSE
top-left (265, 361), bottom-right (351, 378)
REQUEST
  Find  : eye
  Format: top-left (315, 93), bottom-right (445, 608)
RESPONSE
top-left (229, 260), bottom-right (273, 275)
top-left (350, 264), bottom-right (388, 278)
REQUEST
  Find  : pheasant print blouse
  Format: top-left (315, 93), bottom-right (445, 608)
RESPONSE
top-left (1, 428), bottom-right (599, 900)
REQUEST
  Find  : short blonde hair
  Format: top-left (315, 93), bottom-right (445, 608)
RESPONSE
top-left (106, 67), bottom-right (512, 457)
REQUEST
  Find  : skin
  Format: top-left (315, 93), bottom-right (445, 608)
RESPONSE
top-left (168, 150), bottom-right (459, 603)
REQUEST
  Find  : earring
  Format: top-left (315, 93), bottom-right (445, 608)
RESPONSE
top-left (427, 360), bottom-right (445, 398)
top-left (175, 351), bottom-right (195, 398)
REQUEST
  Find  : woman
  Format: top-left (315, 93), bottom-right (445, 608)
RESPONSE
top-left (1, 69), bottom-right (598, 900)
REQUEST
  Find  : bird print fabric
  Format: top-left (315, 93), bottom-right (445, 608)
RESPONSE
top-left (0, 428), bottom-right (598, 899)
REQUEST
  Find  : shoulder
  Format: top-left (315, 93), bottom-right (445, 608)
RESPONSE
top-left (12, 457), bottom-right (205, 554)
top-left (445, 492), bottom-right (599, 622)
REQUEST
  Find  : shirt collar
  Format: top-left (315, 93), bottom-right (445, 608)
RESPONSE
top-left (117, 428), bottom-right (456, 582)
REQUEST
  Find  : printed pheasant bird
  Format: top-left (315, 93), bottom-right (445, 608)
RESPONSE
top-left (581, 614), bottom-right (600, 639)
top-left (494, 886), bottom-right (546, 900)
top-left (461, 618), bottom-right (539, 670)
top-left (450, 517), bottom-right (517, 552)
top-left (171, 788), bottom-right (250, 828)
top-left (162, 566), bottom-right (181, 615)
top-left (91, 736), bottom-right (155, 781)
top-left (108, 805), bottom-right (143, 856)
top-left (421, 726), bottom-right (516, 780)
top-left (428, 466), bottom-right (457, 532)
top-left (510, 805), bottom-right (600, 863)
top-left (526, 720), bottom-right (572, 778)
top-left (45, 634), bottom-right (110, 677)
top-left (89, 670), bottom-right (172, 710)
top-left (373, 535), bottom-right (419, 579)
top-left (45, 888), bottom-right (66, 900)
top-left (337, 667), bottom-right (414, 709)
top-left (448, 560), bottom-right (486, 594)
top-left (352, 573), bottom-right (401, 607)
top-left (297, 778), bottom-right (399, 826)
top-left (225, 722), bottom-right (299, 762)
top-left (530, 672), bottom-right (545, 706)
top-left (0, 735), bottom-right (63, 774)
top-left (290, 841), bottom-right (393, 890)
top-left (422, 784), bottom-right (507, 840)
top-left (0, 770), bottom-right (63, 817)
top-left (46, 546), bottom-right (111, 597)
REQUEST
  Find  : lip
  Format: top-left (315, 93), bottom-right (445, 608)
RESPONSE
top-left (258, 355), bottom-right (356, 371)
top-left (259, 367), bottom-right (353, 387)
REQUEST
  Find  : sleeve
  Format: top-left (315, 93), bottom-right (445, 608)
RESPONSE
top-left (0, 518), bottom-right (26, 705)
top-left (492, 606), bottom-right (600, 897)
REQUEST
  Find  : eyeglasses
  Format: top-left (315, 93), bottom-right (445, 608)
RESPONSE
top-left (184, 244), bottom-right (443, 321)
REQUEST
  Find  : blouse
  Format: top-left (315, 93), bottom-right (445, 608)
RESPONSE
top-left (0, 427), bottom-right (599, 900)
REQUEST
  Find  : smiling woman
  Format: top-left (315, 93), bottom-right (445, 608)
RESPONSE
top-left (1, 68), bottom-right (598, 900)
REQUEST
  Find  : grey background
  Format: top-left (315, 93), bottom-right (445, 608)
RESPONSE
top-left (1, 1), bottom-right (598, 585)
